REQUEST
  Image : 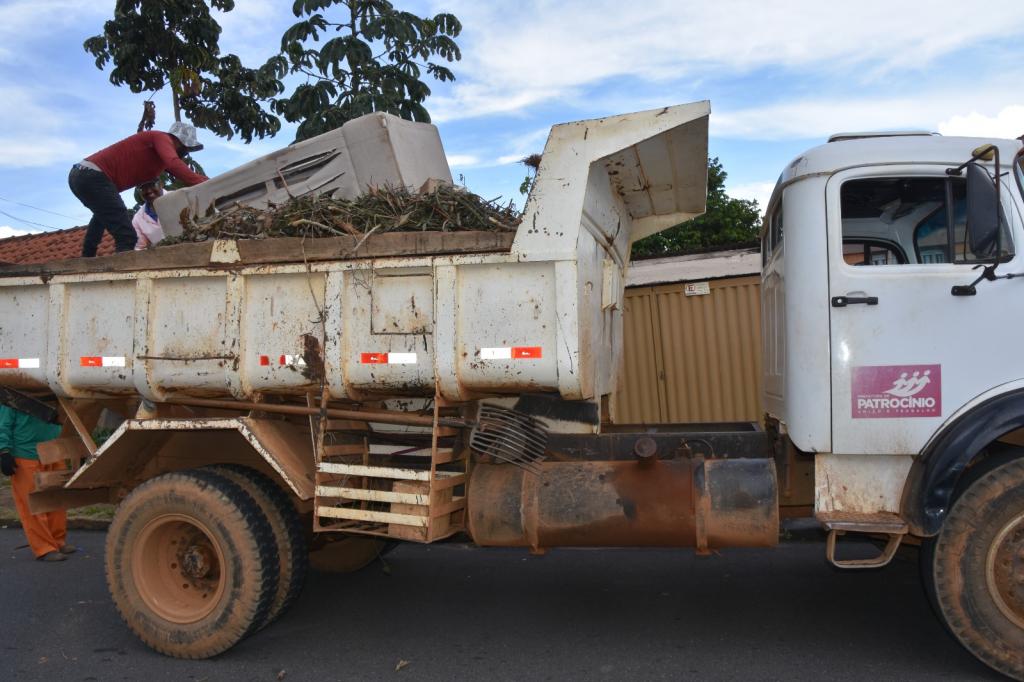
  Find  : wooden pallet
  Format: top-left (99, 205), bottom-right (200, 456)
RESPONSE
top-left (312, 392), bottom-right (469, 543)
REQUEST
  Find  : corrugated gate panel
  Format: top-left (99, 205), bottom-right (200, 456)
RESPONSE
top-left (615, 275), bottom-right (762, 424)
top-left (614, 289), bottom-right (664, 423)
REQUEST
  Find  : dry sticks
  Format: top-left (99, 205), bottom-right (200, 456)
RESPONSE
top-left (162, 184), bottom-right (522, 245)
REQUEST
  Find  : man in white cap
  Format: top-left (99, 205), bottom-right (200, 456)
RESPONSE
top-left (68, 121), bottom-right (209, 257)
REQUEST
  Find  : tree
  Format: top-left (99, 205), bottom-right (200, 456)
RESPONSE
top-left (631, 157), bottom-right (762, 259)
top-left (84, 0), bottom-right (286, 142)
top-left (274, 0), bottom-right (461, 142)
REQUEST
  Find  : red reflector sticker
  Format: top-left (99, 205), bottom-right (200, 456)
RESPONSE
top-left (0, 359), bottom-right (17, 368)
top-left (361, 352), bottom-right (388, 364)
top-left (80, 357), bottom-right (102, 367)
top-left (512, 346), bottom-right (543, 359)
top-left (259, 355), bottom-right (270, 366)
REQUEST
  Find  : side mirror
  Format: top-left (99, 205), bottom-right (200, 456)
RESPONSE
top-left (965, 161), bottom-right (1001, 261)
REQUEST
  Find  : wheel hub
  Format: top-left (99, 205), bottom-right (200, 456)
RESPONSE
top-left (987, 513), bottom-right (1024, 629)
top-left (131, 514), bottom-right (227, 624)
top-left (181, 544), bottom-right (215, 579)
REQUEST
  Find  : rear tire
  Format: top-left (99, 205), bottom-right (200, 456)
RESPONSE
top-left (106, 470), bottom-right (278, 659)
top-left (205, 464), bottom-right (307, 626)
top-left (927, 457), bottom-right (1024, 679)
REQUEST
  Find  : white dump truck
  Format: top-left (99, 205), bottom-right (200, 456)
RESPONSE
top-left (1, 101), bottom-right (1023, 679)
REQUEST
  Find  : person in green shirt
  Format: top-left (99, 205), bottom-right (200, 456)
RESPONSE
top-left (0, 404), bottom-right (73, 561)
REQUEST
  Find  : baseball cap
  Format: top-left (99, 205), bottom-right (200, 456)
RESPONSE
top-left (167, 121), bottom-right (204, 152)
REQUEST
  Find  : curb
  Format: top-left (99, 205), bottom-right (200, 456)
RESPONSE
top-left (1, 516), bottom-right (111, 531)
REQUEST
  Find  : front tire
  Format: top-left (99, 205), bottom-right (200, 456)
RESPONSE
top-left (106, 470), bottom-right (278, 659)
top-left (927, 457), bottom-right (1024, 679)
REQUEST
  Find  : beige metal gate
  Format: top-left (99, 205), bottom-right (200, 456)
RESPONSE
top-left (613, 275), bottom-right (762, 424)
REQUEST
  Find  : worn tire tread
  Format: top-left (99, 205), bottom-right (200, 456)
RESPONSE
top-left (205, 464), bottom-right (308, 626)
top-left (106, 469), bottom-right (279, 659)
top-left (930, 457), bottom-right (1024, 680)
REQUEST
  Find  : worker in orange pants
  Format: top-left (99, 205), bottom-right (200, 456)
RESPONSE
top-left (1, 404), bottom-right (71, 562)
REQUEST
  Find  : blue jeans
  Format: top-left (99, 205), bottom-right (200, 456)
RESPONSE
top-left (67, 165), bottom-right (137, 256)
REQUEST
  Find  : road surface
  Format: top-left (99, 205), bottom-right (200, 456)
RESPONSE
top-left (0, 528), bottom-right (999, 681)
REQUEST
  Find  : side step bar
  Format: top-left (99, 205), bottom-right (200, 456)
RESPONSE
top-left (816, 511), bottom-right (908, 569)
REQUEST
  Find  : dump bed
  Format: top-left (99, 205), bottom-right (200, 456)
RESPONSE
top-left (0, 102), bottom-right (709, 406)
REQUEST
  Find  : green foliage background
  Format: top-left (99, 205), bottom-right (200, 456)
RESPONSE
top-left (631, 157), bottom-right (763, 259)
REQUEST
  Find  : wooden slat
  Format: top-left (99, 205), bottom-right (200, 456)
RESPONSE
top-left (0, 242), bottom-right (216, 278)
top-left (432, 448), bottom-right (464, 464)
top-left (58, 397), bottom-right (97, 455)
top-left (325, 419), bottom-right (369, 431)
top-left (432, 473), bottom-right (467, 490)
top-left (323, 443), bottom-right (365, 457)
top-left (317, 506), bottom-right (428, 527)
top-left (28, 487), bottom-right (112, 514)
top-left (315, 485), bottom-right (428, 505)
top-left (318, 462), bottom-right (430, 481)
top-left (0, 231), bottom-right (514, 279)
top-left (235, 231), bottom-right (514, 264)
top-left (37, 437), bottom-right (90, 466)
top-left (33, 470), bottom-right (71, 490)
top-left (430, 496), bottom-right (466, 518)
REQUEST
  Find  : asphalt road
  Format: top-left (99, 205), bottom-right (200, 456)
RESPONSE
top-left (0, 528), bottom-right (1002, 681)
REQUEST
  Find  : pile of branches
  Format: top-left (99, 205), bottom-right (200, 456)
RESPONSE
top-left (163, 184), bottom-right (521, 244)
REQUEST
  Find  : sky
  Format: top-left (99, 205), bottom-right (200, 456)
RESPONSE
top-left (1, 0), bottom-right (1023, 238)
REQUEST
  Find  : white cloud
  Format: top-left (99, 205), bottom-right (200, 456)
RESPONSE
top-left (712, 84), bottom-right (1024, 141)
top-left (0, 225), bottom-right (37, 238)
top-left (0, 86), bottom-right (85, 167)
top-left (727, 182), bottom-right (776, 213)
top-left (0, 136), bottom-right (80, 168)
top-left (938, 106), bottom-right (1024, 139)
top-left (446, 154), bottom-right (480, 167)
top-left (426, 0), bottom-right (1024, 122)
top-left (493, 127), bottom-right (550, 166)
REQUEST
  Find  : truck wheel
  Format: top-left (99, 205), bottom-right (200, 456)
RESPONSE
top-left (927, 457), bottom-right (1024, 679)
top-left (106, 470), bottom-right (278, 659)
top-left (205, 464), bottom-right (308, 626)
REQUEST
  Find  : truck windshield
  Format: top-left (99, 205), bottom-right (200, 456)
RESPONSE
top-left (841, 176), bottom-right (1015, 265)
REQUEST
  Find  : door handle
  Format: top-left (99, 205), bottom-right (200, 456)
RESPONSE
top-left (831, 295), bottom-right (878, 307)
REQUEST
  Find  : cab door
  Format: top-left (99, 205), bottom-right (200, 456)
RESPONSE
top-left (827, 165), bottom-right (1023, 455)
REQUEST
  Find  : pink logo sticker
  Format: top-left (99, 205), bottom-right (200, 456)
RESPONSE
top-left (851, 365), bottom-right (941, 419)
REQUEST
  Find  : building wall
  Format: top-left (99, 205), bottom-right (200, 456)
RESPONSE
top-left (613, 275), bottom-right (762, 424)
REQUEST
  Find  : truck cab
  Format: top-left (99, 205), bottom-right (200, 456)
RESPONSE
top-left (763, 132), bottom-right (1024, 678)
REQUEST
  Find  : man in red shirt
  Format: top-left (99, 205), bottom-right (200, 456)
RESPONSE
top-left (68, 122), bottom-right (209, 257)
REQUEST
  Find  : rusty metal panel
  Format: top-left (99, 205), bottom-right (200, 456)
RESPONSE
top-left (616, 275), bottom-right (762, 424)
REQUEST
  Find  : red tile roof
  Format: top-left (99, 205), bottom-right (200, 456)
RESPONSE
top-left (0, 227), bottom-right (115, 264)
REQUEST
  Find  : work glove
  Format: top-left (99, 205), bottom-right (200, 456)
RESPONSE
top-left (0, 450), bottom-right (14, 476)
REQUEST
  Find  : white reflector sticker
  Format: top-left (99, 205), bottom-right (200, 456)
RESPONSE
top-left (480, 347), bottom-right (543, 360)
top-left (360, 352), bottom-right (418, 364)
top-left (80, 356), bottom-right (126, 367)
top-left (387, 353), bottom-right (417, 364)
